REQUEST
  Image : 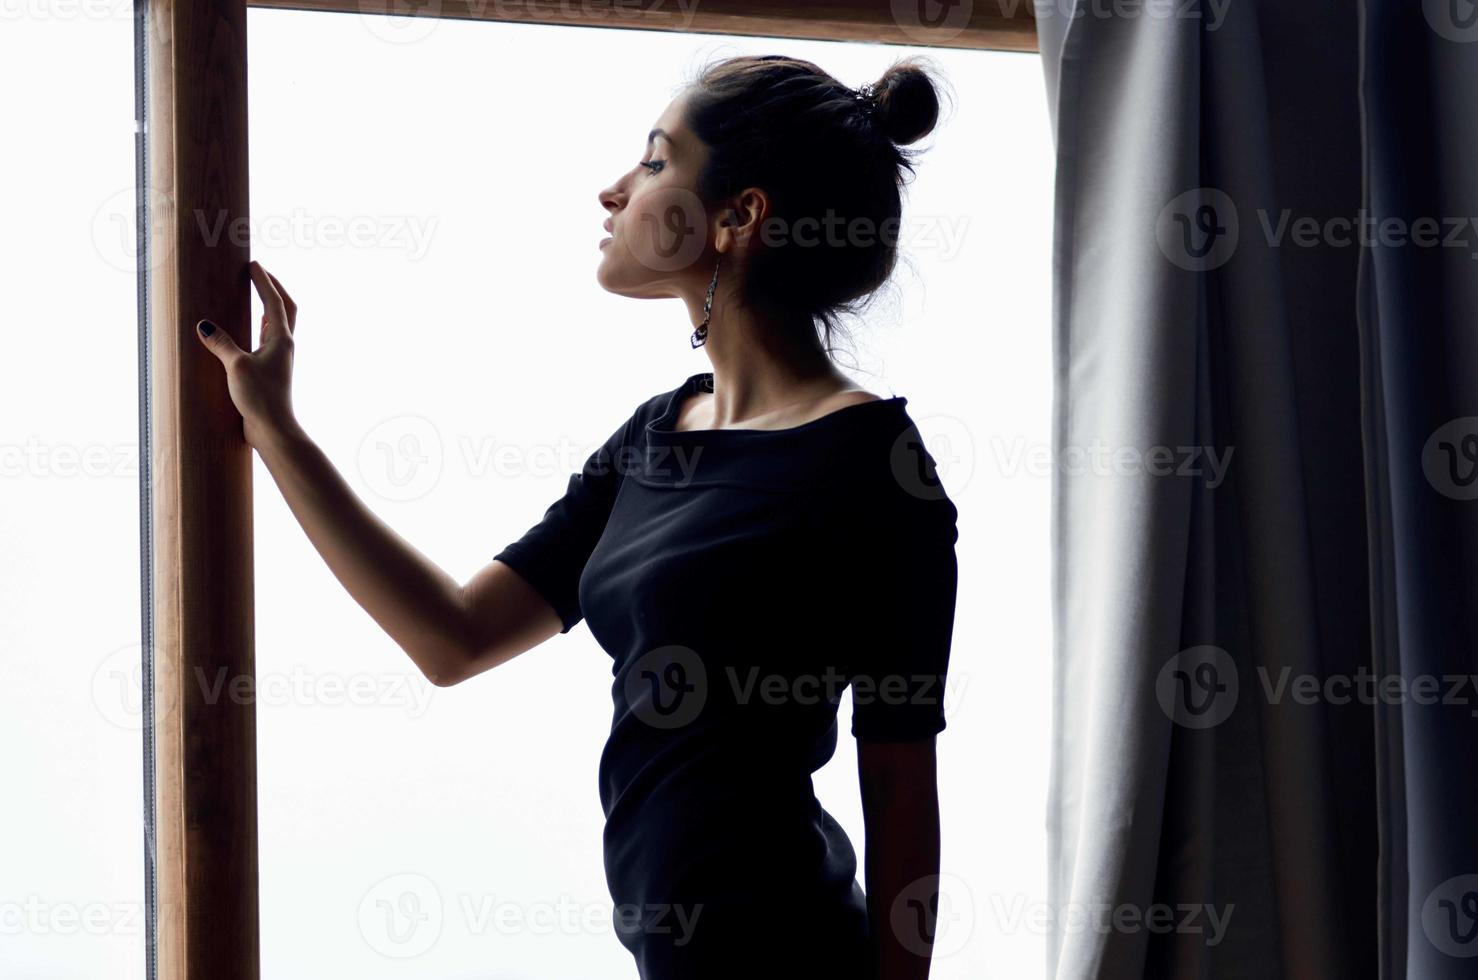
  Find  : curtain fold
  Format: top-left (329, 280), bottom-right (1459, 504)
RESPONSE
top-left (1360, 2), bottom-right (1478, 978)
top-left (1039, 8), bottom-right (1203, 978)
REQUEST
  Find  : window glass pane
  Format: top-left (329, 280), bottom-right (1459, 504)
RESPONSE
top-left (247, 13), bottom-right (1053, 977)
top-left (1, 9), bottom-right (147, 979)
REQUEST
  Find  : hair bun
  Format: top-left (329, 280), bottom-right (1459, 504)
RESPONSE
top-left (869, 57), bottom-right (944, 146)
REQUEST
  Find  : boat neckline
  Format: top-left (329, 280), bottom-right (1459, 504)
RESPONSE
top-left (646, 372), bottom-right (907, 440)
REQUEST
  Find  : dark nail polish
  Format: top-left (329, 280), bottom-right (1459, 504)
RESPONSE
top-left (198, 319), bottom-right (215, 337)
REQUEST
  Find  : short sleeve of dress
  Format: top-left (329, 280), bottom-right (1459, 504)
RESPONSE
top-left (844, 420), bottom-right (960, 742)
top-left (493, 405), bottom-right (642, 634)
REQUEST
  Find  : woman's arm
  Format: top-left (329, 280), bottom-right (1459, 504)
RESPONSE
top-left (197, 261), bottom-right (563, 687)
top-left (858, 736), bottom-right (942, 980)
top-left (250, 418), bottom-right (562, 686)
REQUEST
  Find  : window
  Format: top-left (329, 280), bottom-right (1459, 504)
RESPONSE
top-left (245, 13), bottom-right (1053, 977)
top-left (1, 7), bottom-right (1052, 979)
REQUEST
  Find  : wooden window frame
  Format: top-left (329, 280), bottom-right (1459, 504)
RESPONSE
top-left (140, 2), bottom-right (1036, 977)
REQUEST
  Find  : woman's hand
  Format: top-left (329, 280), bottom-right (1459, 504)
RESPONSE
top-left (196, 259), bottom-right (299, 449)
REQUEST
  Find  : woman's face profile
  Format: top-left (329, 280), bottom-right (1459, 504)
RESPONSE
top-left (596, 91), bottom-right (718, 300)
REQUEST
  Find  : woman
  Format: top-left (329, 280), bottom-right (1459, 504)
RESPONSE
top-left (197, 54), bottom-right (959, 980)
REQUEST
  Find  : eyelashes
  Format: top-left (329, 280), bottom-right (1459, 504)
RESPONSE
top-left (640, 159), bottom-right (665, 175)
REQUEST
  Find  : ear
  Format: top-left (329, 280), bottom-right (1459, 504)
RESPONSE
top-left (717, 187), bottom-right (770, 252)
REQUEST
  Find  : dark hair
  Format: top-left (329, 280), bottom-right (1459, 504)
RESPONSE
top-left (681, 55), bottom-right (950, 356)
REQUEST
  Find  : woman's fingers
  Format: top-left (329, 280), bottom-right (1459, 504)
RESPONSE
top-left (263, 268), bottom-right (297, 332)
top-left (195, 318), bottom-right (245, 366)
top-left (248, 260), bottom-right (291, 341)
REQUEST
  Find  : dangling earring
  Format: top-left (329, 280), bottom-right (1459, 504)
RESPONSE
top-left (691, 254), bottom-right (721, 349)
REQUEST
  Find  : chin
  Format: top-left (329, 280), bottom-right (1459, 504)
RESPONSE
top-left (596, 263), bottom-right (669, 300)
top-left (595, 255), bottom-right (627, 293)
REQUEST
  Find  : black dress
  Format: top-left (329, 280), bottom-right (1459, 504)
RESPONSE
top-left (493, 371), bottom-right (959, 980)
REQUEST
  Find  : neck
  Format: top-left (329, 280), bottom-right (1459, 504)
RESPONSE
top-left (681, 276), bottom-right (843, 427)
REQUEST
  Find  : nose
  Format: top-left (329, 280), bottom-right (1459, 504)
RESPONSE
top-left (598, 183), bottom-right (623, 217)
top-left (598, 186), bottom-right (623, 240)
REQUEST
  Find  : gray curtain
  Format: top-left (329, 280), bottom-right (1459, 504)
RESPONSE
top-left (1361, 1), bottom-right (1478, 978)
top-left (1037, 0), bottom-right (1477, 977)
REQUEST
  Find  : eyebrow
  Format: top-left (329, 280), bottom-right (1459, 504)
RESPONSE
top-left (647, 128), bottom-right (673, 148)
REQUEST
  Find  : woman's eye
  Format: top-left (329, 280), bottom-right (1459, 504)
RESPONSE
top-left (640, 159), bottom-right (665, 175)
